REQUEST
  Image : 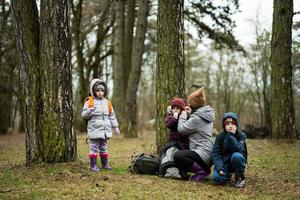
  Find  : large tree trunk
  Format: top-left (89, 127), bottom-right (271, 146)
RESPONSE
top-left (270, 0), bottom-right (296, 139)
top-left (156, 0), bottom-right (185, 152)
top-left (11, 0), bottom-right (76, 164)
top-left (39, 0), bottom-right (76, 162)
top-left (124, 0), bottom-right (149, 138)
top-left (112, 0), bottom-right (126, 130)
top-left (11, 0), bottom-right (40, 164)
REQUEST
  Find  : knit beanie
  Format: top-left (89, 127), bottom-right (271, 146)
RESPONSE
top-left (96, 84), bottom-right (105, 91)
top-left (171, 97), bottom-right (186, 110)
top-left (187, 87), bottom-right (206, 109)
top-left (224, 117), bottom-right (238, 127)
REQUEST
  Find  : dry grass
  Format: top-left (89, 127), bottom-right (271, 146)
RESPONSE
top-left (0, 132), bottom-right (299, 200)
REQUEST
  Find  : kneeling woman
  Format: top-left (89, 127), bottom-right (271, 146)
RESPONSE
top-left (174, 87), bottom-right (215, 182)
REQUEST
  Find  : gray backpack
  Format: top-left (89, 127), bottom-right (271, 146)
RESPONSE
top-left (159, 141), bottom-right (183, 178)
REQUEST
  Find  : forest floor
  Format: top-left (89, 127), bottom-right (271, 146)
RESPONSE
top-left (0, 132), bottom-right (299, 200)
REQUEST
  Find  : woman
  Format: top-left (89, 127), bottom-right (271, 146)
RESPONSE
top-left (173, 87), bottom-right (215, 182)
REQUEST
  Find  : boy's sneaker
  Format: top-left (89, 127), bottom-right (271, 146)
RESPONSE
top-left (235, 177), bottom-right (246, 188)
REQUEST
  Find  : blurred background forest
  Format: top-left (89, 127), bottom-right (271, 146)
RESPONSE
top-left (0, 0), bottom-right (299, 159)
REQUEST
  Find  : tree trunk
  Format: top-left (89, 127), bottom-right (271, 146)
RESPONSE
top-left (124, 0), bottom-right (149, 138)
top-left (124, 0), bottom-right (135, 89)
top-left (156, 0), bottom-right (185, 152)
top-left (71, 0), bottom-right (87, 131)
top-left (39, 0), bottom-right (76, 162)
top-left (11, 0), bottom-right (40, 164)
top-left (12, 0), bottom-right (76, 164)
top-left (270, 0), bottom-right (296, 139)
top-left (112, 0), bottom-right (126, 130)
top-left (0, 0), bottom-right (13, 134)
top-left (72, 0), bottom-right (86, 104)
top-left (0, 0), bottom-right (4, 71)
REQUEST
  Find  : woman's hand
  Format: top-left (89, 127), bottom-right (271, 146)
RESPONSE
top-left (184, 106), bottom-right (192, 115)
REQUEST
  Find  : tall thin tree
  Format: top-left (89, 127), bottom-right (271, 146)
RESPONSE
top-left (156, 0), bottom-right (185, 152)
top-left (270, 0), bottom-right (296, 139)
top-left (124, 0), bottom-right (149, 137)
top-left (112, 0), bottom-right (126, 129)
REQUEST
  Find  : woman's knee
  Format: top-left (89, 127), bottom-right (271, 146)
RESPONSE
top-left (173, 151), bottom-right (182, 162)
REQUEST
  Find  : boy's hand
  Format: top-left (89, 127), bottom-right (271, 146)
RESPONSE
top-left (114, 127), bottom-right (120, 135)
top-left (173, 112), bottom-right (179, 119)
top-left (219, 170), bottom-right (225, 176)
top-left (89, 107), bottom-right (95, 113)
top-left (228, 125), bottom-right (237, 134)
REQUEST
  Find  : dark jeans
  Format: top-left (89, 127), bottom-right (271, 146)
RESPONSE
top-left (212, 152), bottom-right (246, 183)
top-left (173, 150), bottom-right (209, 173)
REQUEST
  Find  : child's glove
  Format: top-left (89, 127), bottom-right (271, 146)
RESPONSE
top-left (114, 127), bottom-right (120, 135)
top-left (89, 107), bottom-right (95, 113)
top-left (173, 112), bottom-right (179, 119)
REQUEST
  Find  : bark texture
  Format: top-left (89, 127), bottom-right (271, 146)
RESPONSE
top-left (124, 0), bottom-right (149, 137)
top-left (270, 0), bottom-right (296, 139)
top-left (11, 0), bottom-right (76, 164)
top-left (156, 0), bottom-right (185, 152)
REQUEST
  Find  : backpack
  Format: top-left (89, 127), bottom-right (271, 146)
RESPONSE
top-left (129, 153), bottom-right (159, 175)
top-left (84, 96), bottom-right (113, 114)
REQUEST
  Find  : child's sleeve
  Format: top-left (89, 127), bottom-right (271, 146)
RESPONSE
top-left (165, 113), bottom-right (178, 129)
top-left (81, 100), bottom-right (92, 119)
top-left (212, 134), bottom-right (224, 172)
top-left (108, 102), bottom-right (119, 128)
top-left (177, 112), bottom-right (197, 135)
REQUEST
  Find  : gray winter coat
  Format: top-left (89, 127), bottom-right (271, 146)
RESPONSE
top-left (81, 79), bottom-right (119, 139)
top-left (177, 105), bottom-right (215, 168)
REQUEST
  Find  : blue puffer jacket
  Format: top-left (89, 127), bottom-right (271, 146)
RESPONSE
top-left (212, 112), bottom-right (248, 172)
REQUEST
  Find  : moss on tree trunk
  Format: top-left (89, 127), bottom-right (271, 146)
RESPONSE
top-left (156, 0), bottom-right (185, 152)
top-left (270, 0), bottom-right (297, 139)
top-left (12, 0), bottom-right (76, 164)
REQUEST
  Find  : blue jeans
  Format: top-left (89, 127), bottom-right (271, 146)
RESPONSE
top-left (213, 152), bottom-right (246, 183)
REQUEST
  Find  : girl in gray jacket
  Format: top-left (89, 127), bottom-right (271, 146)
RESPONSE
top-left (173, 87), bottom-right (215, 182)
top-left (82, 79), bottom-right (120, 172)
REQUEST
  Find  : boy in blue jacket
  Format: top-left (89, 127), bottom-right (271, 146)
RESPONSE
top-left (212, 112), bottom-right (247, 188)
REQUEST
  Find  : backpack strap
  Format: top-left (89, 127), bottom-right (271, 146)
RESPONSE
top-left (84, 96), bottom-right (94, 108)
top-left (107, 100), bottom-right (113, 115)
top-left (84, 96), bottom-right (112, 115)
